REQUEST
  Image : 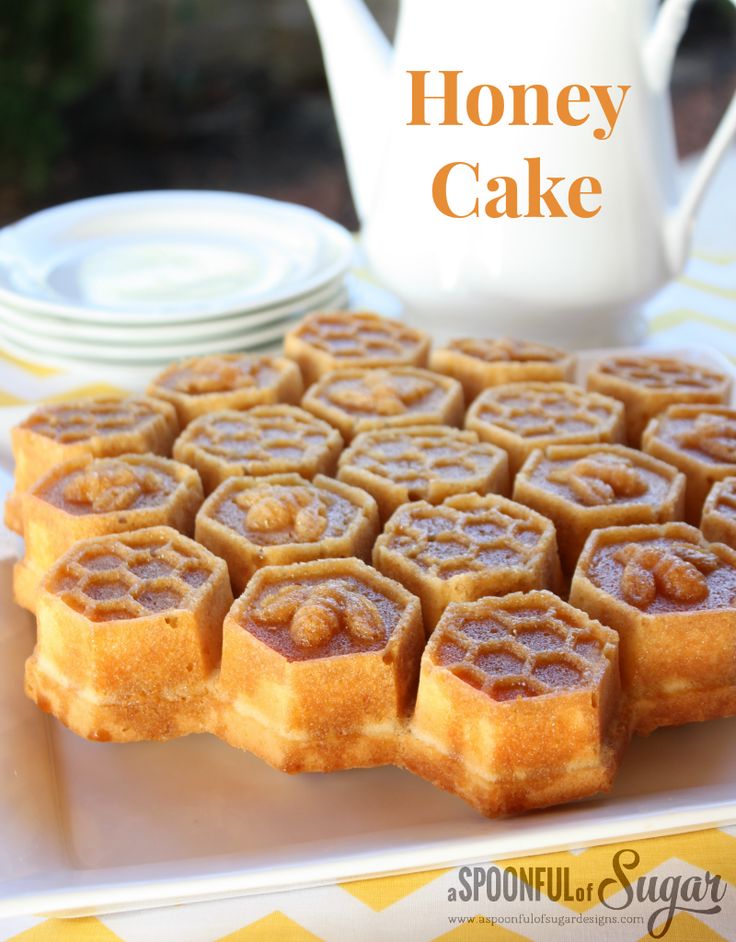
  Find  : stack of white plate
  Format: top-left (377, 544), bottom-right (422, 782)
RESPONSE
top-left (0, 190), bottom-right (354, 369)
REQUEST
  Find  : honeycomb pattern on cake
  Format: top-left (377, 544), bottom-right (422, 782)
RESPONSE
top-left (173, 405), bottom-right (342, 491)
top-left (338, 426), bottom-right (507, 510)
top-left (431, 594), bottom-right (616, 702)
top-left (468, 383), bottom-right (621, 440)
top-left (288, 311), bottom-right (428, 362)
top-left (444, 337), bottom-right (569, 365)
top-left (46, 528), bottom-right (221, 622)
top-left (594, 356), bottom-right (727, 391)
top-left (380, 495), bottom-right (551, 580)
top-left (24, 397), bottom-right (171, 444)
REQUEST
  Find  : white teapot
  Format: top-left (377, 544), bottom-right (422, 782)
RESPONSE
top-left (306, 0), bottom-right (736, 346)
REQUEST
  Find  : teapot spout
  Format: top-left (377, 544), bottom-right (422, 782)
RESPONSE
top-left (644, 0), bottom-right (696, 90)
top-left (306, 0), bottom-right (392, 221)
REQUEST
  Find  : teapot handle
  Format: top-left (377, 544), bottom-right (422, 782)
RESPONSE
top-left (647, 0), bottom-right (736, 271)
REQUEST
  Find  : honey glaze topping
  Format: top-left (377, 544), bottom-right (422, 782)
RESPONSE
top-left (448, 337), bottom-right (566, 364)
top-left (540, 452), bottom-right (657, 506)
top-left (475, 384), bottom-right (618, 439)
top-left (432, 598), bottom-right (613, 701)
top-left (46, 528), bottom-right (218, 622)
top-left (343, 427), bottom-right (501, 490)
top-left (42, 457), bottom-right (177, 515)
top-left (159, 354), bottom-right (279, 394)
top-left (325, 370), bottom-right (438, 416)
top-left (597, 355), bottom-right (726, 390)
top-left (245, 575), bottom-right (399, 660)
top-left (24, 398), bottom-right (164, 444)
top-left (214, 480), bottom-right (356, 546)
top-left (587, 537), bottom-right (736, 612)
top-left (676, 412), bottom-right (736, 463)
top-left (297, 311), bottom-right (424, 359)
top-left (384, 498), bottom-right (548, 580)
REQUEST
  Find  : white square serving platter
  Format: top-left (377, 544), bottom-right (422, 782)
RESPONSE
top-left (2, 344), bottom-right (736, 919)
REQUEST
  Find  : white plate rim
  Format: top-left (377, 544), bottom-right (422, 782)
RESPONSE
top-left (0, 191), bottom-right (355, 323)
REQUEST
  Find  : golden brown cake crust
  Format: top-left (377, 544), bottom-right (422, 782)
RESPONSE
top-left (13, 453), bottom-right (204, 614)
top-left (302, 366), bottom-right (465, 442)
top-left (465, 382), bottom-right (625, 477)
top-left (570, 522), bottom-right (736, 735)
top-left (588, 355), bottom-right (731, 445)
top-left (6, 395), bottom-right (179, 532)
top-left (172, 405), bottom-right (343, 493)
top-left (213, 556), bottom-right (425, 772)
top-left (338, 425), bottom-right (509, 522)
top-left (25, 526), bottom-right (233, 742)
top-left (642, 404), bottom-right (736, 523)
top-left (373, 493), bottom-right (562, 632)
top-left (195, 473), bottom-right (379, 594)
top-left (431, 337), bottom-right (575, 402)
top-left (513, 444), bottom-right (686, 576)
top-left (284, 310), bottom-right (431, 385)
top-left (148, 353), bottom-right (303, 425)
top-left (402, 590), bottom-right (625, 816)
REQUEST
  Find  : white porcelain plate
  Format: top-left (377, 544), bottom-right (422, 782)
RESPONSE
top-left (1, 346), bottom-right (735, 919)
top-left (0, 191), bottom-right (354, 323)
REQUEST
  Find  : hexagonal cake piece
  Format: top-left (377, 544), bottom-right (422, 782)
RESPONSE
top-left (301, 367), bottom-right (464, 442)
top-left (195, 473), bottom-right (379, 594)
top-left (5, 395), bottom-right (179, 532)
top-left (13, 454), bottom-right (204, 614)
top-left (173, 405), bottom-right (343, 493)
top-left (372, 493), bottom-right (562, 633)
top-left (465, 382), bottom-right (625, 477)
top-left (147, 353), bottom-right (303, 426)
top-left (338, 425), bottom-right (509, 522)
top-left (431, 337), bottom-right (575, 403)
top-left (587, 354), bottom-right (731, 445)
top-left (701, 477), bottom-right (736, 548)
top-left (513, 444), bottom-right (685, 576)
top-left (570, 522), bottom-right (736, 734)
top-left (642, 404), bottom-right (736, 523)
top-left (213, 557), bottom-right (424, 771)
top-left (402, 591), bottom-right (623, 816)
top-left (25, 526), bottom-right (233, 742)
top-left (284, 310), bottom-right (430, 385)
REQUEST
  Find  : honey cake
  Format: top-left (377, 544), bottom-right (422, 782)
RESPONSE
top-left (513, 444), bottom-right (685, 576)
top-left (173, 405), bottom-right (343, 494)
top-left (570, 522), bottom-right (736, 734)
top-left (148, 353), bottom-right (303, 425)
top-left (431, 337), bottom-right (575, 402)
top-left (195, 473), bottom-right (379, 594)
top-left (465, 382), bottom-right (625, 477)
top-left (701, 477), bottom-right (736, 548)
top-left (25, 526), bottom-right (233, 742)
top-left (642, 404), bottom-right (736, 524)
top-left (213, 557), bottom-right (424, 771)
top-left (338, 425), bottom-right (509, 522)
top-left (284, 310), bottom-right (430, 385)
top-left (402, 591), bottom-right (624, 816)
top-left (373, 493), bottom-right (562, 632)
top-left (588, 355), bottom-right (731, 445)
